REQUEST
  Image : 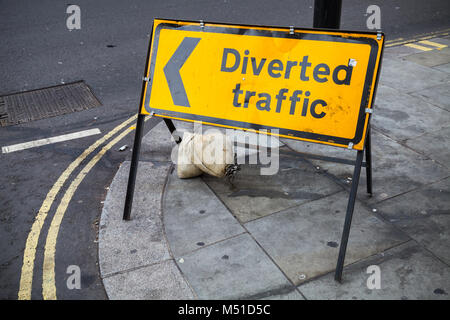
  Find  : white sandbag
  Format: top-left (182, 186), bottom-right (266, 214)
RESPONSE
top-left (176, 131), bottom-right (234, 179)
top-left (177, 132), bottom-right (203, 178)
top-left (192, 131), bottom-right (234, 178)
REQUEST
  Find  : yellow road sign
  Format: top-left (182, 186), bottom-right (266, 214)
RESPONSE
top-left (141, 19), bottom-right (384, 150)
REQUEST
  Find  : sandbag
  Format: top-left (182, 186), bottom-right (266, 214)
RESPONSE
top-left (177, 132), bottom-right (203, 179)
top-left (176, 131), bottom-right (234, 179)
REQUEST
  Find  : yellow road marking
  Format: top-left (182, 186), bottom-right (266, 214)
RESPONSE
top-left (404, 43), bottom-right (433, 51)
top-left (385, 28), bottom-right (450, 47)
top-left (42, 116), bottom-right (151, 300)
top-left (418, 40), bottom-right (448, 49)
top-left (387, 34), bottom-right (448, 47)
top-left (42, 128), bottom-right (131, 299)
top-left (385, 37), bottom-right (404, 44)
top-left (18, 115), bottom-right (137, 300)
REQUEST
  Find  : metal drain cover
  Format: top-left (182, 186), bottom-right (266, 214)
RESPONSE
top-left (0, 81), bottom-right (102, 127)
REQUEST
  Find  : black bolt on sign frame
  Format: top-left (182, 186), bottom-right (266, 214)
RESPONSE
top-left (123, 9), bottom-right (384, 285)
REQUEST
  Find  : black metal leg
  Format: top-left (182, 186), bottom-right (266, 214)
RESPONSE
top-left (335, 150), bottom-right (364, 282)
top-left (123, 114), bottom-right (146, 220)
top-left (365, 126), bottom-right (373, 196)
top-left (163, 118), bottom-right (176, 134)
top-left (163, 118), bottom-right (181, 144)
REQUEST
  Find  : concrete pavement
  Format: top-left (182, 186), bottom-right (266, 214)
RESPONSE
top-left (98, 37), bottom-right (450, 300)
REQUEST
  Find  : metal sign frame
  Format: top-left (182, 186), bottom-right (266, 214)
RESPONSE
top-left (123, 18), bottom-right (384, 284)
top-left (140, 19), bottom-right (383, 151)
top-left (143, 21), bottom-right (381, 149)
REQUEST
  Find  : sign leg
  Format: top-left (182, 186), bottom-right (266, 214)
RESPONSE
top-left (334, 150), bottom-right (364, 282)
top-left (163, 118), bottom-right (182, 144)
top-left (365, 126), bottom-right (373, 196)
top-left (123, 114), bottom-right (146, 220)
top-left (163, 118), bottom-right (176, 134)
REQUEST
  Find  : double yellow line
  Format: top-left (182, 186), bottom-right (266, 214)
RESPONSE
top-left (385, 28), bottom-right (450, 48)
top-left (18, 114), bottom-right (146, 300)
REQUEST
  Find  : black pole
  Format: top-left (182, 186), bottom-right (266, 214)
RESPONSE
top-left (123, 114), bottom-right (146, 220)
top-left (335, 150), bottom-right (364, 282)
top-left (313, 0), bottom-right (342, 29)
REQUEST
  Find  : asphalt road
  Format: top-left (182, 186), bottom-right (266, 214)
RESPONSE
top-left (0, 0), bottom-right (449, 300)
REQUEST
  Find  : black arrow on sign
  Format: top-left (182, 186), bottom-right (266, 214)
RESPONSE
top-left (164, 37), bottom-right (201, 107)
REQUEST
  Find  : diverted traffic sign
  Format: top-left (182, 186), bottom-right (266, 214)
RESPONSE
top-left (140, 19), bottom-right (384, 150)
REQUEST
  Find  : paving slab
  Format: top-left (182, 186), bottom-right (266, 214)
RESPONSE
top-left (434, 62), bottom-right (450, 73)
top-left (141, 120), bottom-right (192, 162)
top-left (282, 129), bottom-right (449, 203)
top-left (163, 170), bottom-right (245, 257)
top-left (404, 126), bottom-right (450, 168)
top-left (259, 290), bottom-right (304, 300)
top-left (403, 47), bottom-right (450, 67)
top-left (383, 45), bottom-right (424, 60)
top-left (245, 192), bottom-right (409, 285)
top-left (409, 81), bottom-right (450, 112)
top-left (176, 233), bottom-right (294, 300)
top-left (99, 161), bottom-right (171, 276)
top-left (103, 260), bottom-right (195, 300)
top-left (297, 241), bottom-right (450, 300)
top-left (379, 57), bottom-right (448, 93)
top-left (203, 151), bottom-right (343, 223)
top-left (372, 85), bottom-right (450, 141)
top-left (376, 178), bottom-right (450, 265)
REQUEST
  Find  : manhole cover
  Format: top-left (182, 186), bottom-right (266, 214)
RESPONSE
top-left (0, 81), bottom-right (102, 127)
